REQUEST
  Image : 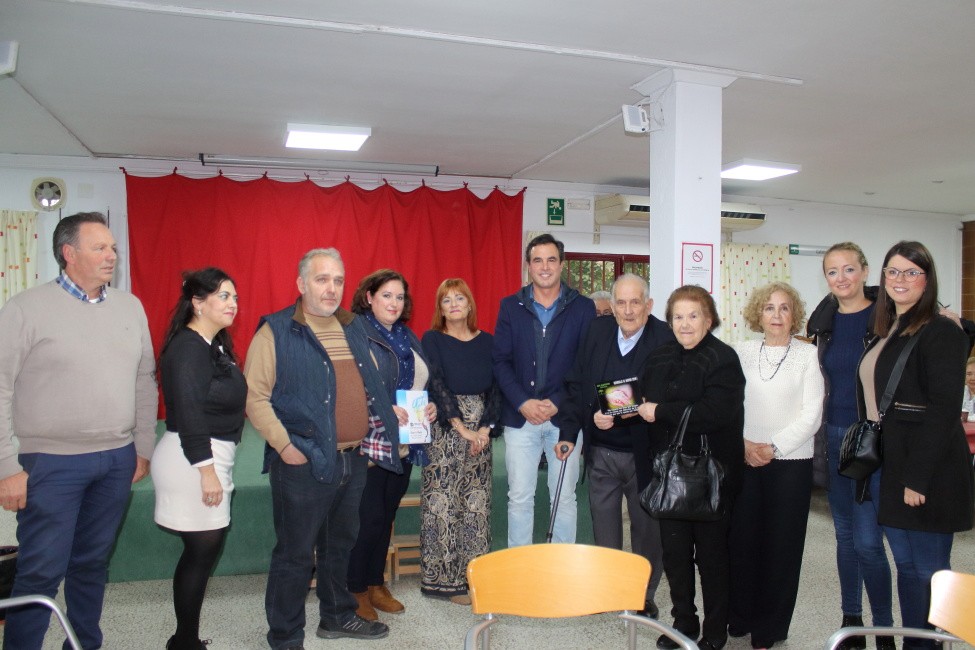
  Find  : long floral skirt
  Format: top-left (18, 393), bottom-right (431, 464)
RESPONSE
top-left (419, 393), bottom-right (492, 596)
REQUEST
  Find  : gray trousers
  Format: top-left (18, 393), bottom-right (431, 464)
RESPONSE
top-left (587, 445), bottom-right (663, 601)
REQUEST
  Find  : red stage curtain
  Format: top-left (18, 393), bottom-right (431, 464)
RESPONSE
top-left (126, 174), bottom-right (524, 375)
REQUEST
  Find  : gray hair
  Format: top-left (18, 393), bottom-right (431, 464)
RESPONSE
top-left (588, 290), bottom-right (612, 302)
top-left (611, 273), bottom-right (649, 301)
top-left (298, 247), bottom-right (343, 279)
top-left (52, 212), bottom-right (108, 270)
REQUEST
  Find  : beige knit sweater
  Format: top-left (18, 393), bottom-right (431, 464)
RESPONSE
top-left (0, 281), bottom-right (158, 478)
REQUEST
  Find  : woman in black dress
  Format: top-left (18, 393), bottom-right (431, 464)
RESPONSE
top-left (637, 285), bottom-right (746, 650)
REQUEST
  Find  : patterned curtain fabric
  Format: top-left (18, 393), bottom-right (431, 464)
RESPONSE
top-left (718, 243), bottom-right (791, 345)
top-left (126, 174), bottom-right (524, 380)
top-left (0, 209), bottom-right (38, 308)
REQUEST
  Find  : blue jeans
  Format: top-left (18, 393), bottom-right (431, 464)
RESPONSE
top-left (5, 444), bottom-right (136, 650)
top-left (883, 526), bottom-right (953, 650)
top-left (264, 450), bottom-right (368, 649)
top-left (825, 424), bottom-right (893, 625)
top-left (503, 421), bottom-right (581, 546)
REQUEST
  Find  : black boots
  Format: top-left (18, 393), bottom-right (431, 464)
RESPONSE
top-left (839, 615), bottom-right (866, 650)
top-left (165, 636), bottom-right (211, 650)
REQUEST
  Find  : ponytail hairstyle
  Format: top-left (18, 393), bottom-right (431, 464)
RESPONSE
top-left (160, 267), bottom-right (238, 361)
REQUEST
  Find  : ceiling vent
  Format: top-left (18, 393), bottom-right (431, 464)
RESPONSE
top-left (594, 194), bottom-right (766, 232)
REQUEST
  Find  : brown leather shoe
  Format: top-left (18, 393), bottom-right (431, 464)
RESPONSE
top-left (353, 590), bottom-right (378, 621)
top-left (449, 594), bottom-right (472, 606)
top-left (368, 584), bottom-right (405, 614)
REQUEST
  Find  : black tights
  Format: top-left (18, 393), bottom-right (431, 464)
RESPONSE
top-left (171, 527), bottom-right (227, 646)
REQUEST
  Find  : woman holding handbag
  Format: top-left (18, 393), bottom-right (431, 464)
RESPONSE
top-left (857, 241), bottom-right (972, 650)
top-left (637, 285), bottom-right (746, 650)
top-left (806, 242), bottom-right (893, 650)
top-left (728, 282), bottom-right (824, 650)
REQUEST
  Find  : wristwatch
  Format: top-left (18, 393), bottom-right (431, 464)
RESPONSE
top-left (770, 443), bottom-right (783, 459)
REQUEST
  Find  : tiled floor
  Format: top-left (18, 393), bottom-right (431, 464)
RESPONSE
top-left (21, 489), bottom-right (975, 649)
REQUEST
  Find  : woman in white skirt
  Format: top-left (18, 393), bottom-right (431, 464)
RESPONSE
top-left (151, 268), bottom-right (246, 650)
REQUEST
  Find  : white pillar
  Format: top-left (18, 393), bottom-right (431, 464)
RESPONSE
top-left (632, 69), bottom-right (735, 318)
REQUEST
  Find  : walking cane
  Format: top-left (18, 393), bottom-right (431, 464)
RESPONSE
top-left (545, 443), bottom-right (572, 543)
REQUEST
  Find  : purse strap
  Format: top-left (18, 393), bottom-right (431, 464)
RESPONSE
top-left (669, 405), bottom-right (694, 449)
top-left (876, 334), bottom-right (921, 419)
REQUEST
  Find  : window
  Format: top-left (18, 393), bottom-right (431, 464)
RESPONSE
top-left (561, 252), bottom-right (650, 295)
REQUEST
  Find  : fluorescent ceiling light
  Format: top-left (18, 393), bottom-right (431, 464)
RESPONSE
top-left (721, 158), bottom-right (801, 181)
top-left (286, 123), bottom-right (371, 151)
top-left (199, 154), bottom-right (439, 176)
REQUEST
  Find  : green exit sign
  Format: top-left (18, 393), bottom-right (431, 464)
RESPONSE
top-left (547, 198), bottom-right (565, 225)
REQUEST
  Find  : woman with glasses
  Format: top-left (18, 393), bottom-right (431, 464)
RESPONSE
top-left (858, 241), bottom-right (972, 649)
top-left (806, 243), bottom-right (892, 650)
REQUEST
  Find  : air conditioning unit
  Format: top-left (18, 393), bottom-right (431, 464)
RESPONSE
top-left (594, 194), bottom-right (766, 232)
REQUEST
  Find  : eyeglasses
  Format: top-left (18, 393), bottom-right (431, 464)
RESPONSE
top-left (882, 267), bottom-right (926, 283)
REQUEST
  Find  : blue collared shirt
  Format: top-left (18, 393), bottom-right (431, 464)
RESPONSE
top-left (530, 286), bottom-right (562, 329)
top-left (617, 323), bottom-right (646, 356)
top-left (56, 273), bottom-right (107, 303)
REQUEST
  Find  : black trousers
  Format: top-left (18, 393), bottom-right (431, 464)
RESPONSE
top-left (728, 458), bottom-right (813, 648)
top-left (347, 461), bottom-right (413, 592)
top-left (659, 508), bottom-right (733, 644)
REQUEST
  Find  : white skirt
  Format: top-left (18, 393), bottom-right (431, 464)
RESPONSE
top-left (151, 431), bottom-right (236, 532)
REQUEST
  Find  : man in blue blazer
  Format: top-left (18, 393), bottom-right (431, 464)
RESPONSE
top-left (493, 234), bottom-right (594, 546)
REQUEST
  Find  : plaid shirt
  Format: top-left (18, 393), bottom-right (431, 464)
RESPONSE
top-left (56, 273), bottom-right (107, 303)
top-left (361, 408), bottom-right (394, 466)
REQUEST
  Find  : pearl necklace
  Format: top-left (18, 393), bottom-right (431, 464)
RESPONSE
top-left (758, 339), bottom-right (791, 382)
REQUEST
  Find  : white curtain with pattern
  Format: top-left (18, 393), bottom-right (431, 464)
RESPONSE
top-left (719, 243), bottom-right (791, 345)
top-left (0, 209), bottom-right (39, 308)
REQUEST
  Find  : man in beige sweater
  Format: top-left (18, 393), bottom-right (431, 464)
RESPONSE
top-left (0, 212), bottom-right (157, 650)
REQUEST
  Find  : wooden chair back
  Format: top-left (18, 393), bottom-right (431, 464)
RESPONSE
top-left (928, 570), bottom-right (975, 644)
top-left (466, 543), bottom-right (650, 618)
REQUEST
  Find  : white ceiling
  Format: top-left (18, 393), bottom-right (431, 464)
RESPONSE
top-left (2, 0), bottom-right (975, 215)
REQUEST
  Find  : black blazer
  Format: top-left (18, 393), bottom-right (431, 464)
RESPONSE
top-left (638, 332), bottom-right (746, 496)
top-left (857, 315), bottom-right (973, 533)
top-left (559, 314), bottom-right (674, 484)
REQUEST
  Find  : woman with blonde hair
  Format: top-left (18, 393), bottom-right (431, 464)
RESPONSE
top-left (806, 242), bottom-right (892, 650)
top-left (728, 282), bottom-right (824, 650)
top-left (420, 278), bottom-right (500, 604)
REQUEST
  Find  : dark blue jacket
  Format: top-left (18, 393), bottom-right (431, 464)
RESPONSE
top-left (492, 284), bottom-right (594, 428)
top-left (260, 302), bottom-right (401, 483)
top-left (559, 314), bottom-right (674, 481)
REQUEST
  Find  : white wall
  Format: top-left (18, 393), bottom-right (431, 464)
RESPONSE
top-left (0, 155), bottom-right (132, 289)
top-left (730, 197), bottom-right (964, 319)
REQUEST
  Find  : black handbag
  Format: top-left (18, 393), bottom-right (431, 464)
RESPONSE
top-left (640, 406), bottom-right (725, 521)
top-left (838, 334), bottom-right (920, 481)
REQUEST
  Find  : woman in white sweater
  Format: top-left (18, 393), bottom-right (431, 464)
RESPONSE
top-left (728, 282), bottom-right (825, 650)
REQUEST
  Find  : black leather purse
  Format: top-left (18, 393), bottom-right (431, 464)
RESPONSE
top-left (640, 406), bottom-right (725, 521)
top-left (838, 334), bottom-right (920, 481)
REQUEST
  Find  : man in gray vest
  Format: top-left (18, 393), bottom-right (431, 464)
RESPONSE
top-left (245, 248), bottom-right (401, 649)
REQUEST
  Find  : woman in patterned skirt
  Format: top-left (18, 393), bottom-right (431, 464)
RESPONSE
top-left (420, 278), bottom-right (501, 605)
